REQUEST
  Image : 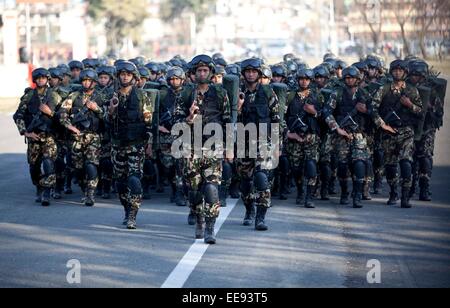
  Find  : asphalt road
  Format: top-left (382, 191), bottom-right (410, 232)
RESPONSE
top-left (0, 78), bottom-right (449, 288)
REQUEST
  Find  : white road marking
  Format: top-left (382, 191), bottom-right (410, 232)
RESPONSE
top-left (161, 198), bottom-right (239, 288)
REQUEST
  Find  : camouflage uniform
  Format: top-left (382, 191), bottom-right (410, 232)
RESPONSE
top-left (372, 81), bottom-right (422, 207)
top-left (58, 89), bottom-right (106, 205)
top-left (13, 87), bottom-right (59, 204)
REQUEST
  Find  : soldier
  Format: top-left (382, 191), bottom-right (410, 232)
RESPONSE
top-left (323, 66), bottom-right (375, 208)
top-left (271, 64), bottom-right (287, 84)
top-left (211, 65), bottom-right (226, 85)
top-left (68, 60), bottom-right (84, 84)
top-left (13, 68), bottom-right (59, 206)
top-left (372, 60), bottom-right (423, 208)
top-left (182, 55), bottom-right (231, 244)
top-left (157, 66), bottom-right (189, 207)
top-left (137, 66), bottom-right (151, 89)
top-left (58, 69), bottom-right (106, 207)
top-left (260, 66), bottom-right (272, 85)
top-left (106, 61), bottom-right (154, 229)
top-left (237, 58), bottom-right (281, 230)
top-left (286, 69), bottom-right (322, 208)
top-left (145, 62), bottom-right (162, 83)
top-left (408, 60), bottom-right (443, 202)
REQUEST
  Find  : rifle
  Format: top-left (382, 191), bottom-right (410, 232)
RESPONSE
top-left (383, 108), bottom-right (402, 128)
top-left (339, 112), bottom-right (359, 133)
top-left (27, 93), bottom-right (50, 133)
top-left (290, 110), bottom-right (309, 135)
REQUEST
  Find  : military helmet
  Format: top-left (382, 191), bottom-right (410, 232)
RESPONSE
top-left (132, 56), bottom-right (147, 67)
top-left (79, 68), bottom-right (98, 82)
top-left (159, 63), bottom-right (169, 75)
top-left (57, 64), bottom-right (72, 77)
top-left (138, 66), bottom-right (151, 79)
top-left (169, 58), bottom-right (184, 68)
top-left (313, 65), bottom-right (330, 79)
top-left (114, 59), bottom-right (126, 68)
top-left (389, 59), bottom-right (409, 75)
top-left (342, 66), bottom-right (361, 79)
top-left (214, 57), bottom-right (228, 68)
top-left (214, 65), bottom-right (226, 76)
top-left (335, 60), bottom-right (348, 70)
top-left (166, 66), bottom-right (186, 81)
top-left (212, 53), bottom-right (225, 61)
top-left (322, 60), bottom-right (336, 75)
top-left (97, 65), bottom-right (116, 78)
top-left (296, 69), bottom-right (315, 80)
top-left (68, 60), bottom-right (84, 71)
top-left (283, 53), bottom-right (295, 63)
top-left (32, 68), bottom-right (50, 83)
top-left (82, 58), bottom-right (99, 69)
top-left (409, 61), bottom-right (429, 78)
top-left (241, 58), bottom-right (263, 75)
top-left (225, 64), bottom-right (241, 76)
top-left (271, 64), bottom-right (287, 78)
top-left (352, 61), bottom-right (369, 73)
top-left (190, 54), bottom-right (216, 74)
top-left (145, 62), bottom-right (161, 75)
top-left (116, 61), bottom-right (139, 79)
top-left (285, 61), bottom-right (298, 76)
top-left (261, 65), bottom-right (273, 79)
top-left (323, 52), bottom-right (336, 61)
top-left (49, 68), bottom-right (64, 81)
top-left (365, 57), bottom-right (382, 70)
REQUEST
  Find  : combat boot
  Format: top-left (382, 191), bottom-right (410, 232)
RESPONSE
top-left (321, 182), bottom-right (330, 201)
top-left (373, 178), bottom-right (382, 195)
top-left (387, 185), bottom-right (398, 206)
top-left (255, 206), bottom-right (268, 231)
top-left (305, 185), bottom-right (316, 209)
top-left (229, 180), bottom-right (240, 199)
top-left (127, 206), bottom-right (139, 229)
top-left (64, 174), bottom-right (73, 194)
top-left (295, 181), bottom-right (304, 205)
top-left (219, 184), bottom-right (228, 207)
top-left (174, 187), bottom-right (186, 207)
top-left (35, 186), bottom-right (43, 203)
top-left (41, 188), bottom-right (51, 207)
top-left (187, 208), bottom-right (196, 226)
top-left (84, 190), bottom-right (95, 207)
top-left (353, 181), bottom-right (364, 209)
top-left (53, 179), bottom-right (63, 200)
top-left (419, 178), bottom-right (432, 202)
top-left (195, 215), bottom-right (205, 239)
top-left (204, 217), bottom-right (216, 244)
top-left (362, 181), bottom-right (372, 201)
top-left (339, 180), bottom-right (350, 205)
top-left (243, 202), bottom-right (256, 226)
top-left (328, 177), bottom-right (337, 195)
top-left (401, 187), bottom-right (412, 209)
top-left (279, 176), bottom-right (288, 200)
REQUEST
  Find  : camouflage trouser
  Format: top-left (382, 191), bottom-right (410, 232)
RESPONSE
top-left (286, 134), bottom-right (320, 186)
top-left (365, 133), bottom-right (375, 184)
top-left (71, 133), bottom-right (101, 192)
top-left (333, 132), bottom-right (369, 180)
top-left (413, 129), bottom-right (436, 183)
top-left (27, 133), bottom-right (57, 188)
top-left (373, 130), bottom-right (385, 181)
top-left (55, 139), bottom-right (68, 186)
top-left (319, 133), bottom-right (335, 164)
top-left (185, 156), bottom-right (222, 219)
top-left (382, 127), bottom-right (415, 188)
top-left (99, 140), bottom-right (113, 182)
top-left (237, 157), bottom-right (273, 209)
top-left (112, 143), bottom-right (145, 209)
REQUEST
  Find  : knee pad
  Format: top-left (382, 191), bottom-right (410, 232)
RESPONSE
top-left (143, 160), bottom-right (155, 177)
top-left (55, 157), bottom-right (66, 174)
top-left (85, 163), bottom-right (98, 180)
top-left (320, 162), bottom-right (331, 181)
top-left (254, 171), bottom-right (269, 192)
top-left (42, 158), bottom-right (55, 176)
top-left (365, 159), bottom-right (374, 177)
top-left (353, 160), bottom-right (366, 181)
top-left (400, 160), bottom-right (412, 179)
top-left (419, 157), bottom-right (432, 175)
top-left (337, 163), bottom-right (349, 179)
top-left (279, 156), bottom-right (290, 176)
top-left (127, 175), bottom-right (142, 195)
top-left (222, 161), bottom-right (233, 183)
top-left (373, 150), bottom-right (384, 167)
top-left (305, 160), bottom-right (317, 179)
top-left (189, 190), bottom-right (204, 206)
top-left (240, 179), bottom-right (253, 195)
top-left (115, 180), bottom-right (128, 195)
top-left (385, 164), bottom-right (398, 180)
top-left (203, 183), bottom-right (219, 205)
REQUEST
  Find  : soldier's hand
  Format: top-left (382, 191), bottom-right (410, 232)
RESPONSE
top-left (336, 127), bottom-right (353, 140)
top-left (109, 96), bottom-right (119, 115)
top-left (356, 103), bottom-right (368, 114)
top-left (145, 144), bottom-right (152, 157)
top-left (25, 132), bottom-right (40, 142)
top-left (287, 132), bottom-right (301, 142)
top-left (381, 123), bottom-right (397, 134)
top-left (303, 103), bottom-right (317, 116)
top-left (159, 126), bottom-right (170, 134)
top-left (189, 101), bottom-right (199, 116)
top-left (86, 101), bottom-right (99, 112)
top-left (39, 104), bottom-right (53, 117)
top-left (400, 96), bottom-right (413, 109)
top-left (67, 125), bottom-right (81, 136)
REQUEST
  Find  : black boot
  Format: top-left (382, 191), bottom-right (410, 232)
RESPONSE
top-left (255, 206), bottom-right (268, 231)
top-left (53, 179), bottom-right (63, 200)
top-left (305, 185), bottom-right (316, 209)
top-left (170, 183), bottom-right (177, 203)
top-left (142, 178), bottom-right (151, 200)
top-left (102, 180), bottom-right (111, 199)
top-left (243, 202), bottom-right (256, 226)
top-left (195, 214), bottom-right (205, 239)
top-left (84, 189), bottom-right (95, 207)
top-left (362, 181), bottom-right (372, 201)
top-left (229, 180), bottom-right (240, 199)
top-left (219, 184), bottom-right (228, 207)
top-left (188, 208), bottom-right (196, 226)
top-left (339, 180), bottom-right (350, 205)
top-left (204, 217), bottom-right (217, 244)
top-left (122, 204), bottom-right (130, 226)
top-left (64, 173), bottom-right (73, 194)
top-left (373, 177), bottom-right (382, 195)
top-left (387, 185), bottom-right (398, 206)
top-left (127, 206), bottom-right (139, 229)
top-left (295, 181), bottom-right (304, 205)
top-left (401, 187), bottom-right (412, 209)
top-left (174, 187), bottom-right (187, 207)
top-left (35, 186), bottom-right (43, 203)
top-left (41, 188), bottom-right (51, 207)
top-left (419, 178), bottom-right (432, 202)
top-left (353, 181), bottom-right (364, 208)
top-left (279, 176), bottom-right (288, 200)
top-left (328, 177), bottom-right (337, 195)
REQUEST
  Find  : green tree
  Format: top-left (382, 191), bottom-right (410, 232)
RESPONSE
top-left (160, 0), bottom-right (216, 26)
top-left (87, 0), bottom-right (149, 55)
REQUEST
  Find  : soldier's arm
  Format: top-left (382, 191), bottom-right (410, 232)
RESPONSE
top-left (323, 91), bottom-right (339, 130)
top-left (371, 86), bottom-right (386, 128)
top-left (269, 90), bottom-right (281, 125)
top-left (57, 95), bottom-right (74, 128)
top-left (221, 89), bottom-right (231, 125)
top-left (406, 88), bottom-right (422, 115)
top-left (142, 92), bottom-right (154, 145)
top-left (13, 93), bottom-right (31, 135)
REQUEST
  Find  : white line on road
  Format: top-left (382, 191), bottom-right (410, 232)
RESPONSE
top-left (161, 198), bottom-right (239, 288)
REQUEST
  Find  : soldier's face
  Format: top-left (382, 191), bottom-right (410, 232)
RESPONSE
top-left (138, 77), bottom-right (148, 88)
top-left (409, 75), bottom-right (422, 84)
top-left (336, 68), bottom-right (343, 79)
top-left (392, 68), bottom-right (405, 81)
top-left (63, 75), bottom-right (71, 85)
top-left (71, 68), bottom-right (81, 79)
top-left (82, 79), bottom-right (96, 90)
top-left (211, 74), bottom-right (223, 84)
top-left (98, 75), bottom-right (111, 87)
top-left (36, 76), bottom-right (48, 88)
top-left (272, 76), bottom-right (283, 83)
top-left (195, 66), bottom-right (211, 83)
top-left (149, 72), bottom-right (157, 82)
top-left (119, 72), bottom-right (133, 85)
top-left (244, 69), bottom-right (260, 84)
top-left (298, 78), bottom-right (311, 89)
top-left (345, 77), bottom-right (358, 87)
top-left (368, 68), bottom-right (378, 78)
top-left (260, 77), bottom-right (271, 85)
top-left (169, 77), bottom-right (183, 88)
top-left (49, 77), bottom-right (60, 87)
top-left (315, 77), bottom-right (326, 87)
